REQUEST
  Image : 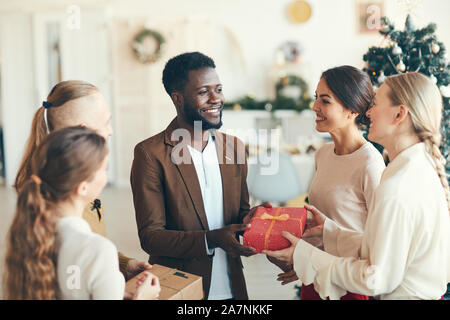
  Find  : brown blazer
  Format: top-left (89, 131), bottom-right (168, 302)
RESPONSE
top-left (130, 117), bottom-right (250, 299)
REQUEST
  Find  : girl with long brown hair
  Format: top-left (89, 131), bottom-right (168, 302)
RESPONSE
top-left (3, 126), bottom-right (159, 299)
top-left (14, 80), bottom-right (151, 280)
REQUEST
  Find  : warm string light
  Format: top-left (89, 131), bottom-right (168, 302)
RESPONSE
top-left (397, 0), bottom-right (423, 13)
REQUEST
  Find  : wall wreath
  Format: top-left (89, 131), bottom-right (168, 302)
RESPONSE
top-left (275, 74), bottom-right (313, 111)
top-left (132, 28), bottom-right (165, 64)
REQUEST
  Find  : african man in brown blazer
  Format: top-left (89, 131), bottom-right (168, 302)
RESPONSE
top-left (130, 52), bottom-right (262, 300)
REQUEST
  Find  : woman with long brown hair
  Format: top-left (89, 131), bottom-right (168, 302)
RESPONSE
top-left (3, 126), bottom-right (160, 299)
top-left (266, 72), bottom-right (449, 299)
top-left (14, 80), bottom-right (150, 280)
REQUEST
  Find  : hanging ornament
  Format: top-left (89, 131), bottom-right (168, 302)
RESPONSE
top-left (378, 71), bottom-right (386, 83)
top-left (397, 61), bottom-right (406, 72)
top-left (392, 44), bottom-right (403, 55)
top-left (287, 1), bottom-right (312, 24)
top-left (431, 43), bottom-right (441, 54)
top-left (430, 75), bottom-right (438, 84)
top-left (440, 85), bottom-right (450, 98)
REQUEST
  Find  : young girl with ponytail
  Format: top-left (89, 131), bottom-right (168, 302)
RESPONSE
top-left (265, 72), bottom-right (450, 300)
top-left (3, 127), bottom-right (160, 299)
top-left (14, 80), bottom-right (151, 280)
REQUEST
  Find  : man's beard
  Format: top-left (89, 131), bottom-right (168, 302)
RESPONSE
top-left (183, 102), bottom-right (223, 130)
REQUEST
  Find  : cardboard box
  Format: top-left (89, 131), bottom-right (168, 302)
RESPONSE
top-left (126, 264), bottom-right (203, 300)
top-left (243, 207), bottom-right (307, 253)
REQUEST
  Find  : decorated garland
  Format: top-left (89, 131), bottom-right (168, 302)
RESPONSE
top-left (132, 28), bottom-right (165, 64)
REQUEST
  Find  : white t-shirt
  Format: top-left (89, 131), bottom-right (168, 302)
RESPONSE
top-left (56, 216), bottom-right (125, 300)
top-left (187, 132), bottom-right (233, 300)
top-left (308, 141), bottom-right (386, 233)
top-left (294, 142), bottom-right (450, 299)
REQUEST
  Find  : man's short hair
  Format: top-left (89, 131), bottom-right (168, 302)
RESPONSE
top-left (162, 52), bottom-right (216, 95)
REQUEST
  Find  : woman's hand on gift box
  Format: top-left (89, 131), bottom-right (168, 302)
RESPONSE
top-left (262, 231), bottom-right (300, 266)
top-left (243, 202), bottom-right (273, 225)
top-left (206, 224), bottom-right (257, 257)
top-left (303, 205), bottom-right (326, 238)
top-left (133, 271), bottom-right (161, 300)
top-left (302, 205), bottom-right (326, 249)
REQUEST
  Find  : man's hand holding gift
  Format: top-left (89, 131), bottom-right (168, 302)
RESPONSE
top-left (243, 202), bottom-right (273, 225)
top-left (205, 202), bottom-right (275, 258)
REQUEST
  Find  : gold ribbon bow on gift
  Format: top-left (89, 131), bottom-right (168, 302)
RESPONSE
top-left (260, 212), bottom-right (290, 221)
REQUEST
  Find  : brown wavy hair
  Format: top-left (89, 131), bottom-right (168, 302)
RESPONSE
top-left (3, 126), bottom-right (108, 299)
top-left (14, 80), bottom-right (98, 193)
top-left (321, 65), bottom-right (374, 128)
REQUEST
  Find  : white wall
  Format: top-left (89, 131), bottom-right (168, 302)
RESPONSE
top-left (0, 4), bottom-right (115, 186)
top-left (107, 0), bottom-right (450, 186)
top-left (0, 13), bottom-right (36, 187)
top-left (0, 0), bottom-right (449, 186)
top-left (108, 0), bottom-right (450, 97)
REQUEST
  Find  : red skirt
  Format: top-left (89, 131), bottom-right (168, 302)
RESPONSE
top-left (301, 284), bottom-right (369, 300)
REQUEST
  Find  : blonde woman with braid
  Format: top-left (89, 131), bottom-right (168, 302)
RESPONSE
top-left (14, 80), bottom-right (151, 280)
top-left (3, 127), bottom-right (160, 299)
top-left (265, 72), bottom-right (449, 300)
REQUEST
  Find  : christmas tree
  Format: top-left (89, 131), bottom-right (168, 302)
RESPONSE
top-left (363, 14), bottom-right (450, 181)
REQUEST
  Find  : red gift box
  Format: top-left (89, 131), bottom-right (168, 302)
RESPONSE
top-left (243, 207), bottom-right (307, 253)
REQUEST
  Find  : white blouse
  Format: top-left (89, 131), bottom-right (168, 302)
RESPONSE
top-left (293, 143), bottom-right (450, 300)
top-left (56, 216), bottom-right (125, 299)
